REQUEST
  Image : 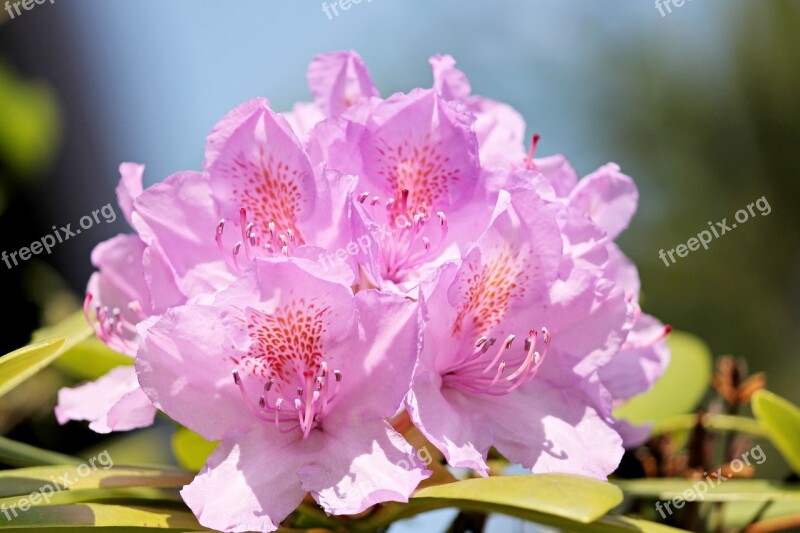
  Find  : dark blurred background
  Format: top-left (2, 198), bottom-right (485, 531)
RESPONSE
top-left (0, 0), bottom-right (798, 458)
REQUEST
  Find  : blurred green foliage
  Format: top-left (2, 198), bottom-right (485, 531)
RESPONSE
top-left (0, 59), bottom-right (61, 185)
top-left (606, 2), bottom-right (800, 404)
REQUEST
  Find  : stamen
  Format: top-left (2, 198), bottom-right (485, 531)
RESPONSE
top-left (232, 362), bottom-right (344, 438)
top-left (525, 133), bottom-right (541, 170)
top-left (84, 292), bottom-right (137, 353)
top-left (443, 328), bottom-right (551, 396)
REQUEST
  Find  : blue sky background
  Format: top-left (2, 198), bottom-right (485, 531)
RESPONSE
top-left (65, 0), bottom-right (728, 183)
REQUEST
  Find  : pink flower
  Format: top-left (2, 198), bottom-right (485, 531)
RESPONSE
top-left (407, 188), bottom-right (632, 478)
top-left (59, 52), bottom-right (671, 527)
top-left (57, 98), bottom-right (358, 434)
top-left (136, 259), bottom-right (429, 532)
top-left (206, 98), bottom-right (357, 272)
top-left (308, 86), bottom-right (492, 289)
top-left (523, 156), bottom-right (672, 445)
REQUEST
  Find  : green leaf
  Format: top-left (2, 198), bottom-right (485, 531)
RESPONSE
top-left (31, 310), bottom-right (94, 351)
top-left (413, 474), bottom-right (623, 523)
top-left (0, 437), bottom-right (81, 469)
top-left (716, 501), bottom-right (800, 530)
top-left (54, 338), bottom-right (132, 381)
top-left (0, 488), bottom-right (182, 510)
top-left (0, 503), bottom-right (205, 529)
top-left (0, 466), bottom-right (193, 498)
top-left (0, 338), bottom-right (66, 398)
top-left (615, 479), bottom-right (800, 502)
top-left (652, 413), bottom-right (766, 438)
top-left (84, 427), bottom-right (175, 467)
top-left (614, 331), bottom-right (712, 426)
top-left (0, 467), bottom-right (200, 529)
top-left (752, 390), bottom-right (800, 475)
top-left (0, 310), bottom-right (97, 399)
top-left (369, 474), bottom-right (685, 533)
top-left (593, 515), bottom-right (688, 533)
top-left (171, 428), bottom-right (217, 472)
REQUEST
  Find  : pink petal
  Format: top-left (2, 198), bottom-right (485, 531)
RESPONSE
top-left (132, 171), bottom-right (233, 297)
top-left (181, 426), bottom-right (307, 533)
top-left (600, 314), bottom-right (671, 401)
top-left (430, 54), bottom-right (471, 101)
top-left (285, 101), bottom-right (325, 142)
top-left (205, 102), bottom-right (317, 245)
top-left (56, 366), bottom-right (155, 434)
top-left (308, 50), bottom-right (379, 117)
top-left (205, 97), bottom-right (270, 170)
top-left (606, 243), bottom-right (641, 298)
top-left (299, 421), bottom-right (430, 515)
top-left (135, 305), bottom-right (254, 441)
top-left (525, 380), bottom-right (624, 479)
top-left (360, 89), bottom-right (479, 212)
top-left (324, 289), bottom-right (423, 424)
top-left (521, 268), bottom-right (630, 383)
top-left (472, 98), bottom-right (527, 169)
top-left (116, 163), bottom-right (145, 226)
top-left (534, 154), bottom-right (578, 197)
top-left (407, 370), bottom-right (492, 476)
top-left (569, 163), bottom-right (639, 239)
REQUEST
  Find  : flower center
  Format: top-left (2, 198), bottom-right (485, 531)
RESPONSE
top-left (444, 244), bottom-right (550, 395)
top-left (230, 302), bottom-right (342, 439)
top-left (357, 189), bottom-right (448, 283)
top-left (83, 292), bottom-right (145, 353)
top-left (214, 207), bottom-right (299, 272)
top-left (378, 134), bottom-right (460, 215)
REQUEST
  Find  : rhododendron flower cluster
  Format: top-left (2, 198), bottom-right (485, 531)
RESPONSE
top-left (57, 51), bottom-right (670, 532)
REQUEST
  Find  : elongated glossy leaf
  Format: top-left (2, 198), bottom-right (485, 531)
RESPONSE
top-left (615, 479), bottom-right (800, 502)
top-left (54, 338), bottom-right (132, 381)
top-left (171, 428), bottom-right (217, 472)
top-left (0, 436), bottom-right (81, 469)
top-left (0, 310), bottom-right (96, 399)
top-left (0, 338), bottom-right (65, 398)
top-left (0, 466), bottom-right (193, 498)
top-left (595, 515), bottom-right (687, 533)
top-left (413, 474), bottom-right (623, 523)
top-left (0, 487), bottom-right (182, 510)
top-left (0, 503), bottom-right (204, 529)
top-left (752, 390), bottom-right (800, 475)
top-left (31, 310), bottom-right (94, 352)
top-left (614, 331), bottom-right (712, 426)
top-left (652, 413), bottom-right (766, 437)
top-left (718, 500), bottom-right (800, 530)
top-left (390, 497), bottom-right (683, 533)
top-left (84, 427), bottom-right (175, 467)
